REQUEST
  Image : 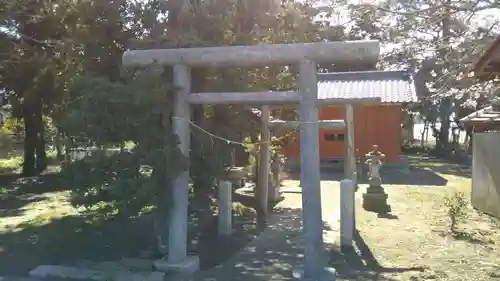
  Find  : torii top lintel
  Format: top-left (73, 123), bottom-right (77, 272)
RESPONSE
top-left (122, 40), bottom-right (380, 68)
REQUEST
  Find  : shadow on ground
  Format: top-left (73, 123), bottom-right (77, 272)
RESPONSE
top-left (284, 153), bottom-right (475, 187)
top-left (0, 196), bottom-right (261, 276)
top-left (0, 172), bottom-right (70, 196)
top-left (0, 213), bottom-right (157, 275)
top-left (191, 205), bottom-right (263, 270)
top-left (0, 194), bottom-right (46, 218)
top-left (406, 155), bottom-right (471, 178)
top-left (179, 208), bottom-right (426, 281)
top-left (331, 230), bottom-right (425, 280)
top-left (0, 172), bottom-right (72, 220)
top-left (285, 166), bottom-right (449, 187)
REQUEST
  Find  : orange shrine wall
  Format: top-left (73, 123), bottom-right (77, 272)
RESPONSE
top-left (281, 104), bottom-right (402, 162)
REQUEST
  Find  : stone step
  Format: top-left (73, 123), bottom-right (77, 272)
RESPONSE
top-left (28, 265), bottom-right (165, 281)
top-left (70, 258), bottom-right (155, 272)
top-left (0, 277), bottom-right (42, 281)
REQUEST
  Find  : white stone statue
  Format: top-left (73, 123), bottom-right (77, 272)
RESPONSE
top-left (365, 145), bottom-right (385, 180)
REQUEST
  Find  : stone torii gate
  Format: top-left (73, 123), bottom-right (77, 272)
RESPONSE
top-left (122, 40), bottom-right (381, 280)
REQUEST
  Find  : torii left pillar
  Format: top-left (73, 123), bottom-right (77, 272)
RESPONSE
top-left (153, 64), bottom-right (200, 274)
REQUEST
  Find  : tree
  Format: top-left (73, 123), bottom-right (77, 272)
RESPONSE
top-left (1, 0), bottom-right (78, 175)
top-left (131, 0), bottom-right (344, 228)
top-left (340, 0), bottom-right (499, 152)
top-left (3, 0), bottom-right (381, 252)
top-left (0, 0), bottom-right (146, 175)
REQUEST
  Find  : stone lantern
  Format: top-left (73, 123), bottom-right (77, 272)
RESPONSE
top-left (362, 145), bottom-right (391, 213)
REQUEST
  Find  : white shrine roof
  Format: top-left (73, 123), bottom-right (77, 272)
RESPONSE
top-left (317, 70), bottom-right (418, 104)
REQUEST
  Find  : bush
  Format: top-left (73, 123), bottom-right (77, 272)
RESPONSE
top-left (58, 69), bottom-right (186, 218)
top-left (63, 147), bottom-right (185, 217)
top-left (444, 191), bottom-right (469, 232)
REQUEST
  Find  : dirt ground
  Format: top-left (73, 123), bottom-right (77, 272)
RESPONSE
top-left (298, 155), bottom-right (500, 281)
top-left (356, 157), bottom-right (500, 281)
top-left (0, 174), bottom-right (259, 277)
top-left (1, 155), bottom-right (500, 281)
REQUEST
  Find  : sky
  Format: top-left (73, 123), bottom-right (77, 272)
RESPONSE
top-left (321, 2), bottom-right (500, 60)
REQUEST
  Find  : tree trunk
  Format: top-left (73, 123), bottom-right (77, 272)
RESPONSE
top-left (464, 126), bottom-right (473, 151)
top-left (421, 120), bottom-right (429, 148)
top-left (54, 130), bottom-right (64, 162)
top-left (35, 106), bottom-right (47, 173)
top-left (191, 104), bottom-right (214, 238)
top-left (467, 129), bottom-right (474, 153)
top-left (420, 121), bottom-right (426, 148)
top-left (437, 98), bottom-right (452, 152)
top-left (19, 11), bottom-right (40, 177)
top-left (22, 110), bottom-right (37, 177)
top-left (435, 2), bottom-right (452, 153)
top-left (21, 95), bottom-right (46, 176)
top-left (424, 122), bottom-right (429, 144)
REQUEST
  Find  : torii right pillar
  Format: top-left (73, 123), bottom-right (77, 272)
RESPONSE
top-left (343, 104), bottom-right (357, 232)
top-left (298, 60), bottom-right (336, 281)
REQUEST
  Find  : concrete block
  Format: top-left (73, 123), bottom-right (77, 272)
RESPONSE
top-left (293, 267), bottom-right (337, 281)
top-left (218, 181), bottom-right (232, 236)
top-left (340, 179), bottom-right (354, 249)
top-left (153, 256), bottom-right (199, 275)
top-left (28, 265), bottom-right (165, 281)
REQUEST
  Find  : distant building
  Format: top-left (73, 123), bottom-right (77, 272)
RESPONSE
top-left (471, 36), bottom-right (500, 79)
top-left (280, 70), bottom-right (417, 163)
top-left (460, 35), bottom-right (500, 219)
top-left (461, 36), bottom-right (500, 130)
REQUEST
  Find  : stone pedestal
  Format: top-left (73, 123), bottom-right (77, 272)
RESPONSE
top-left (293, 267), bottom-right (337, 281)
top-left (223, 167), bottom-right (247, 190)
top-left (267, 170), bottom-right (283, 203)
top-left (268, 181), bottom-right (283, 203)
top-left (153, 256), bottom-right (199, 275)
top-left (268, 157), bottom-right (284, 203)
top-left (362, 178), bottom-right (391, 213)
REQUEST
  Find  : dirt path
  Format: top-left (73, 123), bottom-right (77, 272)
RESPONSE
top-left (278, 163), bottom-right (500, 281)
top-left (183, 161), bottom-right (500, 281)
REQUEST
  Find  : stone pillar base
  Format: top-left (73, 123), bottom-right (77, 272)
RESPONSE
top-left (362, 186), bottom-right (391, 213)
top-left (153, 256), bottom-right (199, 275)
top-left (268, 186), bottom-right (284, 203)
top-left (293, 267), bottom-right (337, 281)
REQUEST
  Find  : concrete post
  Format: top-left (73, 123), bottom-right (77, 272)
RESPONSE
top-left (218, 181), bottom-right (232, 235)
top-left (340, 179), bottom-right (355, 250)
top-left (257, 105), bottom-right (270, 216)
top-left (298, 60), bottom-right (325, 279)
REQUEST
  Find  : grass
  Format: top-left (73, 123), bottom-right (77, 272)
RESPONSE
top-left (363, 156), bottom-right (500, 281)
top-left (0, 148), bottom-right (156, 275)
top-left (0, 155), bottom-right (23, 173)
